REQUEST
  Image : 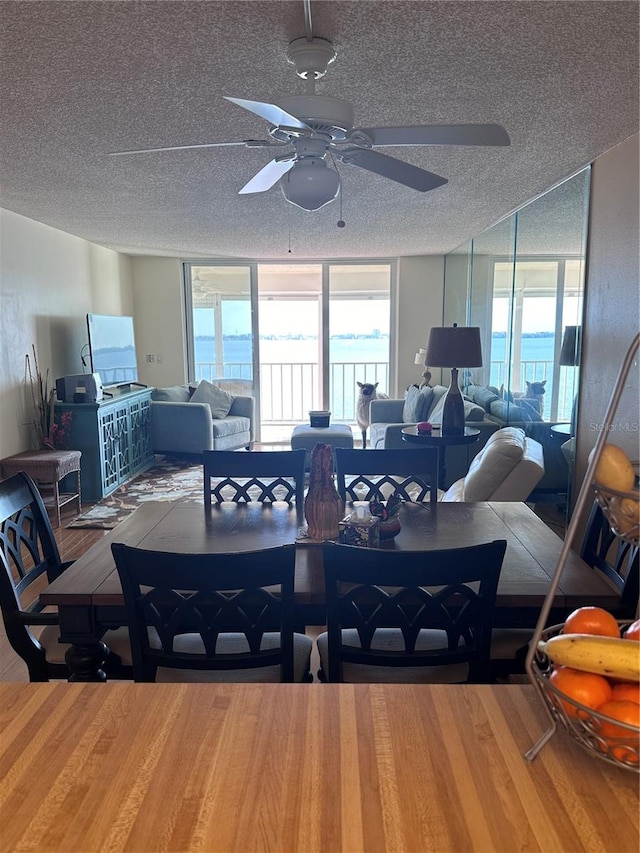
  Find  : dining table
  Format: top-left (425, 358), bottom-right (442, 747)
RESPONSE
top-left (40, 499), bottom-right (619, 681)
top-left (1, 680), bottom-right (637, 852)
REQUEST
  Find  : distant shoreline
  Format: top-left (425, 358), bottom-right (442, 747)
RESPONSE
top-left (195, 331), bottom-right (555, 342)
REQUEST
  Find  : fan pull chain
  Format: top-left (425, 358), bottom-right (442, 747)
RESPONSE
top-left (328, 150), bottom-right (345, 229)
top-left (337, 185), bottom-right (345, 228)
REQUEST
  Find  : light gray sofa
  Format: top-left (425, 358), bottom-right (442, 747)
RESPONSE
top-left (150, 384), bottom-right (254, 456)
top-left (369, 384), bottom-right (499, 488)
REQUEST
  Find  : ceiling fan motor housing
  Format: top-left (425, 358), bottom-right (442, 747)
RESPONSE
top-left (275, 95), bottom-right (354, 139)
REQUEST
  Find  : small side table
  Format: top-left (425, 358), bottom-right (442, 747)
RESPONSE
top-left (401, 427), bottom-right (480, 489)
top-left (0, 449), bottom-right (82, 528)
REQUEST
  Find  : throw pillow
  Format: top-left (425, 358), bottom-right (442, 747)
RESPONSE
top-left (489, 399), bottom-right (530, 424)
top-left (402, 385), bottom-right (434, 423)
top-left (463, 400), bottom-right (485, 422)
top-left (417, 385), bottom-right (435, 420)
top-left (190, 380), bottom-right (235, 419)
top-left (429, 395), bottom-right (485, 425)
top-left (402, 385), bottom-right (421, 423)
top-left (473, 386), bottom-right (500, 412)
top-left (519, 399), bottom-right (544, 422)
top-left (151, 385), bottom-right (191, 403)
top-left (427, 392), bottom-right (446, 425)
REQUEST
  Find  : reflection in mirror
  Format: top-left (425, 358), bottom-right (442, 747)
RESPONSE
top-left (443, 167), bottom-right (590, 517)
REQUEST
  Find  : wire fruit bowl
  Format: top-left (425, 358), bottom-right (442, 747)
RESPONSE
top-left (593, 465), bottom-right (639, 547)
top-left (530, 622), bottom-right (639, 773)
top-left (525, 334), bottom-right (640, 769)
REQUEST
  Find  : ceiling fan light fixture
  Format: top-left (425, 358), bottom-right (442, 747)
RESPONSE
top-left (281, 159), bottom-right (341, 211)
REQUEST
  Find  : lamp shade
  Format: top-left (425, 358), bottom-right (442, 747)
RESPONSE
top-left (281, 159), bottom-right (340, 211)
top-left (425, 325), bottom-right (483, 368)
top-left (559, 325), bottom-right (582, 366)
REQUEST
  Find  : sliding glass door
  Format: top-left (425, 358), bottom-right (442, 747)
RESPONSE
top-left (328, 264), bottom-right (391, 420)
top-left (185, 261), bottom-right (393, 443)
top-left (257, 264), bottom-right (322, 442)
top-left (185, 261), bottom-right (258, 398)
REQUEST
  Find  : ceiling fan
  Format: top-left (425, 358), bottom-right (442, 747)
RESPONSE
top-left (111, 36), bottom-right (510, 211)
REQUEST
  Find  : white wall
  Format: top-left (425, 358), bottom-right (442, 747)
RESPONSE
top-left (131, 257), bottom-right (185, 387)
top-left (396, 256), bottom-right (445, 392)
top-left (575, 133), bottom-right (640, 525)
top-left (0, 209), bottom-right (133, 456)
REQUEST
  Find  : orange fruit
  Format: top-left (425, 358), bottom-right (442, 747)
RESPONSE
top-left (549, 666), bottom-right (613, 719)
top-left (611, 682), bottom-right (640, 704)
top-left (562, 606), bottom-right (620, 638)
top-left (623, 620), bottom-right (640, 641)
top-left (594, 700), bottom-right (640, 764)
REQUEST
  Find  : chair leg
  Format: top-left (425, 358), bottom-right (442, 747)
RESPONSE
top-left (53, 480), bottom-right (61, 528)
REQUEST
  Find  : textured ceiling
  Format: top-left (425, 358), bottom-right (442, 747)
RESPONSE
top-left (0, 1), bottom-right (638, 260)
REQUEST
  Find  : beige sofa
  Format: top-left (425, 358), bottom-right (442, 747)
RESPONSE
top-left (440, 427), bottom-right (545, 502)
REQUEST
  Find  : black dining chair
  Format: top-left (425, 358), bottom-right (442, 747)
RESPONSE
top-left (0, 472), bottom-right (130, 680)
top-left (111, 542), bottom-right (313, 682)
top-left (489, 499), bottom-right (640, 680)
top-left (334, 447), bottom-right (439, 505)
top-left (317, 539), bottom-right (507, 683)
top-left (580, 499), bottom-right (639, 618)
top-left (203, 449), bottom-right (306, 507)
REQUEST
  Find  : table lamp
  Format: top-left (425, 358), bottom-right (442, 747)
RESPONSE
top-left (559, 325), bottom-right (582, 367)
top-left (413, 348), bottom-right (432, 387)
top-left (425, 324), bottom-right (483, 435)
top-left (559, 325), bottom-right (582, 435)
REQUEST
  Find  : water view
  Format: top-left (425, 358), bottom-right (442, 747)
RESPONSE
top-left (195, 332), bottom-right (558, 387)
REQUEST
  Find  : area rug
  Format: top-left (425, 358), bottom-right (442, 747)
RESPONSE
top-left (67, 457), bottom-right (204, 529)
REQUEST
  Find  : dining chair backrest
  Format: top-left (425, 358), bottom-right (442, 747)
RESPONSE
top-left (580, 499), bottom-right (639, 617)
top-left (0, 472), bottom-right (70, 680)
top-left (321, 539), bottom-right (507, 683)
top-left (334, 447), bottom-right (439, 505)
top-left (111, 542), bottom-right (308, 682)
top-left (203, 449), bottom-right (306, 507)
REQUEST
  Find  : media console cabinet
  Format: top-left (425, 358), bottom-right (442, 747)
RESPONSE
top-left (55, 387), bottom-right (154, 501)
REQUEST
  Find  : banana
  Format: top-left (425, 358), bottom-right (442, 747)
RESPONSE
top-left (538, 634), bottom-right (640, 682)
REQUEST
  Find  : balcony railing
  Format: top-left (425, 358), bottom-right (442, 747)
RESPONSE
top-left (489, 360), bottom-right (577, 421)
top-left (196, 358), bottom-right (575, 426)
top-left (196, 361), bottom-right (389, 424)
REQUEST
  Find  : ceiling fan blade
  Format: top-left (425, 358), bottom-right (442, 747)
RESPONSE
top-left (337, 148), bottom-right (447, 192)
top-left (356, 124), bottom-right (511, 147)
top-left (224, 96), bottom-right (312, 132)
top-left (238, 157), bottom-right (296, 194)
top-left (109, 140), bottom-right (273, 156)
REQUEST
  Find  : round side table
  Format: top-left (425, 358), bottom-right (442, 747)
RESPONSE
top-left (401, 426), bottom-right (480, 489)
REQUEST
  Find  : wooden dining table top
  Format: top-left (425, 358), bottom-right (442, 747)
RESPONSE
top-left (41, 500), bottom-right (618, 622)
top-left (1, 681), bottom-right (637, 853)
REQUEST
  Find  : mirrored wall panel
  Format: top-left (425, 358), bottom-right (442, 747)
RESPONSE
top-left (443, 167), bottom-right (590, 506)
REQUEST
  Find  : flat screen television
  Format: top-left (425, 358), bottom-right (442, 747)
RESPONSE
top-left (86, 314), bottom-right (139, 388)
